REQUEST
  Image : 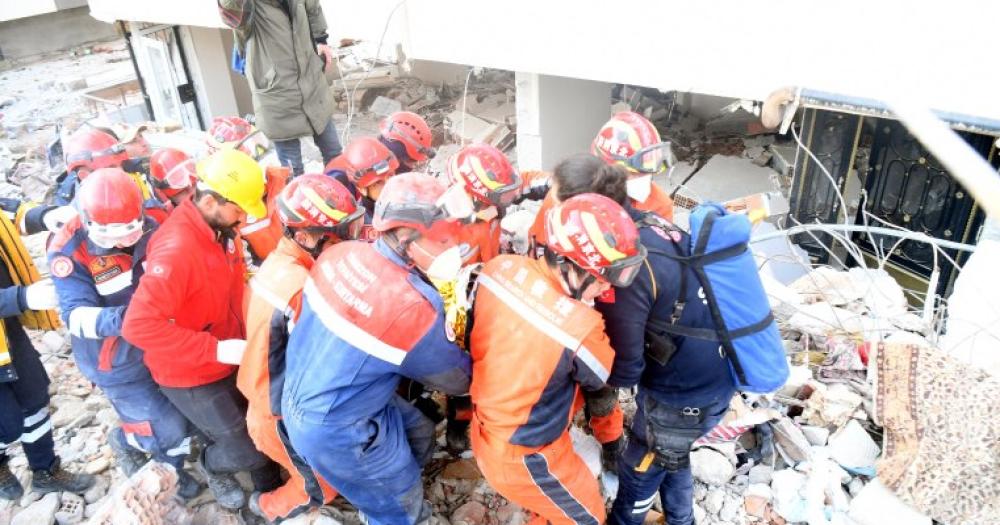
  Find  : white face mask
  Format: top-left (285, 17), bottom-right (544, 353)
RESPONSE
top-left (424, 245), bottom-right (464, 282)
top-left (626, 174), bottom-right (653, 203)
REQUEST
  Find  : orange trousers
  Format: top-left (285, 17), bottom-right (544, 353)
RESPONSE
top-left (246, 407), bottom-right (337, 521)
top-left (472, 417), bottom-right (606, 525)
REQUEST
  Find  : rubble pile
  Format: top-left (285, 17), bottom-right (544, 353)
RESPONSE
top-left (674, 265), bottom-right (939, 525)
top-left (330, 55), bottom-right (516, 160)
top-left (0, 41), bottom-right (136, 202)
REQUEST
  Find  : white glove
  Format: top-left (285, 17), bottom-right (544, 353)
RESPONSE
top-left (24, 279), bottom-right (59, 311)
top-left (500, 209), bottom-right (538, 256)
top-left (68, 306), bottom-right (102, 338)
top-left (217, 339), bottom-right (247, 365)
top-left (42, 206), bottom-right (78, 232)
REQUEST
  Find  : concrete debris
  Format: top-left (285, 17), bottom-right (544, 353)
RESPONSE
top-left (569, 426), bottom-right (602, 479)
top-left (800, 383), bottom-right (864, 428)
top-left (55, 492), bottom-right (84, 525)
top-left (370, 95), bottom-right (403, 117)
top-left (827, 420), bottom-right (880, 474)
top-left (848, 479), bottom-right (931, 525)
top-left (12, 492), bottom-right (59, 525)
top-left (691, 444), bottom-right (737, 486)
top-left (770, 417), bottom-right (812, 465)
top-left (86, 462), bottom-right (192, 525)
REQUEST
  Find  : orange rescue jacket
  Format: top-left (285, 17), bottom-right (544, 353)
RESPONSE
top-left (470, 255), bottom-right (615, 448)
top-left (238, 236), bottom-right (313, 416)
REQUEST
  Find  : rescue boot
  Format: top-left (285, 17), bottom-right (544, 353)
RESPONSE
top-left (175, 468), bottom-right (202, 500)
top-left (197, 449), bottom-right (245, 510)
top-left (31, 458), bottom-right (95, 495)
top-left (0, 461), bottom-right (24, 500)
top-left (445, 418), bottom-right (470, 454)
top-left (109, 428), bottom-right (149, 476)
top-left (249, 461), bottom-right (283, 493)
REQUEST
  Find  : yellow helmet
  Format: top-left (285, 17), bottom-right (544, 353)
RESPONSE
top-left (196, 149), bottom-right (267, 219)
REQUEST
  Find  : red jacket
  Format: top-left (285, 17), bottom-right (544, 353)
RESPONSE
top-left (122, 199), bottom-right (247, 388)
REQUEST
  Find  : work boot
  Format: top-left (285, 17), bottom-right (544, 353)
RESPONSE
top-left (247, 492), bottom-right (272, 523)
top-left (109, 428), bottom-right (149, 476)
top-left (31, 458), bottom-right (95, 495)
top-left (445, 418), bottom-right (470, 454)
top-left (0, 461), bottom-right (23, 501)
top-left (250, 461), bottom-right (283, 493)
top-left (601, 436), bottom-right (624, 473)
top-left (197, 450), bottom-right (245, 510)
top-left (176, 468), bottom-right (202, 500)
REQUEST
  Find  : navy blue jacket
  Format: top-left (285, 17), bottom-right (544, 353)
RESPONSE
top-left (596, 209), bottom-right (736, 408)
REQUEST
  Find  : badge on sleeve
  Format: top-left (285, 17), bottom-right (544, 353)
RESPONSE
top-left (50, 256), bottom-right (73, 278)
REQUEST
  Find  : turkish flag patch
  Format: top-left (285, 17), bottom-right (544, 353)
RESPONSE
top-left (597, 288), bottom-right (616, 303)
top-left (50, 256), bottom-right (73, 278)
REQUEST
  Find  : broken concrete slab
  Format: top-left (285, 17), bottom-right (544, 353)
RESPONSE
top-left (370, 95), bottom-right (403, 117)
top-left (848, 479), bottom-right (931, 525)
top-left (770, 418), bottom-right (812, 464)
top-left (828, 419), bottom-right (880, 474)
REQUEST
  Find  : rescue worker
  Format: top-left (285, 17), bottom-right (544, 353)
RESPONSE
top-left (47, 168), bottom-right (199, 497)
top-left (204, 116), bottom-right (288, 262)
top-left (443, 143), bottom-right (522, 264)
top-left (240, 174), bottom-right (364, 522)
top-left (240, 165), bottom-right (290, 263)
top-left (325, 136), bottom-right (400, 209)
top-left (528, 111), bottom-right (677, 250)
top-left (282, 172), bottom-right (472, 525)
top-left (378, 111), bottom-right (436, 173)
top-left (148, 148), bottom-right (196, 210)
top-left (0, 219), bottom-right (94, 499)
top-left (546, 155), bottom-right (737, 525)
top-left (205, 115), bottom-right (271, 160)
top-left (55, 127), bottom-right (129, 205)
top-left (122, 149), bottom-right (281, 510)
top-left (469, 192), bottom-right (646, 525)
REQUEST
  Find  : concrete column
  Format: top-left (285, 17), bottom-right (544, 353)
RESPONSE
top-left (515, 72), bottom-right (611, 171)
top-left (178, 26), bottom-right (253, 127)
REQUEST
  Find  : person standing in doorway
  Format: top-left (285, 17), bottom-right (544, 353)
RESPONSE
top-left (218, 0), bottom-right (343, 176)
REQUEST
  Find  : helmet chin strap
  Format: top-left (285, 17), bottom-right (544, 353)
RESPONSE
top-left (385, 229), bottom-right (419, 267)
top-left (543, 246), bottom-right (594, 301)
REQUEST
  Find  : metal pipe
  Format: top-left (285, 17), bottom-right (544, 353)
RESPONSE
top-left (750, 223), bottom-right (978, 253)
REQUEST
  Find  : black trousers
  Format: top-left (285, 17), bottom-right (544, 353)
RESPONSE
top-left (0, 321), bottom-right (56, 471)
top-left (160, 372), bottom-right (276, 479)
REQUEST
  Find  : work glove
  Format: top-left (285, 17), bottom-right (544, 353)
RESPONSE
top-left (500, 209), bottom-right (537, 256)
top-left (68, 306), bottom-right (103, 338)
top-left (601, 436), bottom-right (624, 473)
top-left (24, 279), bottom-right (59, 311)
top-left (42, 206), bottom-right (78, 232)
top-left (217, 339), bottom-right (247, 365)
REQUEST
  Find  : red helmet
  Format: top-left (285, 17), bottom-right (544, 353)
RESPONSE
top-left (277, 174), bottom-right (365, 241)
top-left (372, 172), bottom-right (460, 242)
top-left (337, 137), bottom-right (399, 189)
top-left (545, 193), bottom-right (646, 287)
top-left (446, 143), bottom-right (521, 208)
top-left (64, 128), bottom-right (127, 177)
top-left (378, 111), bottom-right (435, 162)
top-left (206, 116), bottom-right (269, 158)
top-left (591, 111), bottom-right (675, 174)
top-left (77, 168), bottom-right (145, 249)
top-left (149, 148), bottom-right (196, 198)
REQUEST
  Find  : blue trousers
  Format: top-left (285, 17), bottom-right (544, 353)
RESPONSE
top-left (0, 326), bottom-right (55, 471)
top-left (609, 392), bottom-right (729, 525)
top-left (273, 120), bottom-right (343, 176)
top-left (102, 379), bottom-right (191, 469)
top-left (285, 395), bottom-right (435, 525)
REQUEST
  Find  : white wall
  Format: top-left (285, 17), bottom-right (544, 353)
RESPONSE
top-left (0, 1), bottom-right (59, 23)
top-left (322, 0), bottom-right (1000, 122)
top-left (89, 0), bottom-right (224, 28)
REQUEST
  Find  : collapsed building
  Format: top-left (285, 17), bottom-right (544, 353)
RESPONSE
top-left (0, 1), bottom-right (998, 524)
